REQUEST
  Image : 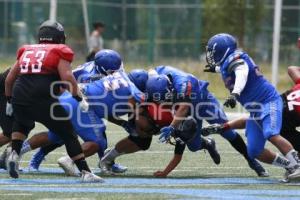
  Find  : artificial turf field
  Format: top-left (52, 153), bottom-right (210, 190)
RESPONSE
top-left (0, 61), bottom-right (299, 199)
top-left (1, 118), bottom-right (300, 200)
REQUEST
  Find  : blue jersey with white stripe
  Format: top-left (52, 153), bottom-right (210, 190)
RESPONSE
top-left (154, 65), bottom-right (209, 103)
top-left (82, 71), bottom-right (144, 118)
top-left (220, 50), bottom-right (279, 106)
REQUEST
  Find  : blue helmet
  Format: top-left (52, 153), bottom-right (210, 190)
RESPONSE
top-left (94, 49), bottom-right (122, 75)
top-left (206, 33), bottom-right (237, 66)
top-left (146, 74), bottom-right (173, 103)
top-left (128, 69), bottom-right (148, 92)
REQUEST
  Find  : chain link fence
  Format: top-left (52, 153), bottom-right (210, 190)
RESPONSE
top-left (0, 0), bottom-right (300, 65)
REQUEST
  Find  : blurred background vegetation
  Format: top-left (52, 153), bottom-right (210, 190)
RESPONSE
top-left (0, 0), bottom-right (298, 98)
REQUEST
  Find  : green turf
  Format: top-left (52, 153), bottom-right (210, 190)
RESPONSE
top-left (0, 122), bottom-right (298, 200)
top-left (0, 59), bottom-right (298, 199)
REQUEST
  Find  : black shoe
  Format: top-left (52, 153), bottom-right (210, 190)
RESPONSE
top-left (204, 138), bottom-right (221, 165)
top-left (248, 159), bottom-right (269, 177)
top-left (0, 146), bottom-right (10, 170)
top-left (7, 150), bottom-right (19, 179)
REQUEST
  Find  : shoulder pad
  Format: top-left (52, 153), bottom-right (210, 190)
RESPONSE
top-left (16, 46), bottom-right (26, 60)
top-left (221, 50), bottom-right (246, 72)
top-left (55, 44), bottom-right (74, 62)
top-left (227, 59), bottom-right (245, 73)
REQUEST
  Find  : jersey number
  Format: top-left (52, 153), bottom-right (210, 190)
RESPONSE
top-left (103, 72), bottom-right (129, 91)
top-left (21, 50), bottom-right (46, 73)
top-left (287, 90), bottom-right (300, 111)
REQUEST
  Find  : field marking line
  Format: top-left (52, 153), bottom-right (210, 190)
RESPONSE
top-left (0, 193), bottom-right (32, 196)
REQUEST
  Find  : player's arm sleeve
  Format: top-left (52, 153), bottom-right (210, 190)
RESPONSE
top-left (174, 81), bottom-right (192, 103)
top-left (174, 142), bottom-right (186, 155)
top-left (57, 45), bottom-right (74, 62)
top-left (230, 60), bottom-right (249, 95)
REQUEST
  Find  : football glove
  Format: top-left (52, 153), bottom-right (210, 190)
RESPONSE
top-left (224, 93), bottom-right (239, 108)
top-left (5, 96), bottom-right (13, 117)
top-left (79, 97), bottom-right (89, 112)
top-left (159, 125), bottom-right (175, 143)
top-left (204, 65), bottom-right (220, 73)
top-left (6, 102), bottom-right (13, 117)
top-left (76, 84), bottom-right (89, 112)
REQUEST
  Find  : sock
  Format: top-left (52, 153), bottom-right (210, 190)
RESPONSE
top-left (20, 140), bottom-right (32, 156)
top-left (272, 153), bottom-right (291, 168)
top-left (41, 143), bottom-right (63, 156)
top-left (11, 139), bottom-right (24, 155)
top-left (285, 150), bottom-right (300, 167)
top-left (74, 158), bottom-right (91, 172)
top-left (103, 148), bottom-right (122, 162)
top-left (229, 133), bottom-right (249, 159)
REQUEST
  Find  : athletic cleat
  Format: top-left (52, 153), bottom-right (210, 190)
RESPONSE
top-left (6, 150), bottom-right (20, 178)
top-left (204, 138), bottom-right (221, 165)
top-left (247, 159), bottom-right (269, 177)
top-left (81, 170), bottom-right (104, 183)
top-left (280, 170), bottom-right (290, 183)
top-left (287, 166), bottom-right (300, 180)
top-left (28, 149), bottom-right (45, 171)
top-left (57, 156), bottom-right (79, 177)
top-left (111, 163), bottom-right (128, 173)
top-left (0, 146), bottom-right (11, 170)
top-left (99, 159), bottom-right (114, 175)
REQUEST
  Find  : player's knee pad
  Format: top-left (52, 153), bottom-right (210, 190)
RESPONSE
top-left (128, 135), bottom-right (152, 150)
top-left (174, 116), bottom-right (197, 143)
top-left (247, 146), bottom-right (264, 160)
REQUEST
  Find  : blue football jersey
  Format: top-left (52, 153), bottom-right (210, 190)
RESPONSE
top-left (154, 65), bottom-right (209, 103)
top-left (82, 71), bottom-right (144, 118)
top-left (58, 91), bottom-right (106, 131)
top-left (72, 61), bottom-right (103, 83)
top-left (220, 50), bottom-right (279, 106)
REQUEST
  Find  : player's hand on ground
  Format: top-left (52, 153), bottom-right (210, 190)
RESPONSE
top-left (223, 93), bottom-right (239, 108)
top-left (153, 170), bottom-right (168, 178)
top-left (202, 124), bottom-right (223, 136)
top-left (159, 126), bottom-right (175, 143)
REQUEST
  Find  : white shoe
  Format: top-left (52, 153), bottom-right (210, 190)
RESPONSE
top-left (6, 150), bottom-right (20, 178)
top-left (280, 170), bottom-right (290, 183)
top-left (81, 170), bottom-right (104, 183)
top-left (99, 149), bottom-right (114, 175)
top-left (99, 159), bottom-right (114, 175)
top-left (287, 166), bottom-right (300, 180)
top-left (57, 156), bottom-right (79, 177)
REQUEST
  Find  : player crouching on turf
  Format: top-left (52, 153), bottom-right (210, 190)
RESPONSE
top-left (4, 20), bottom-right (102, 182)
top-left (55, 49), bottom-right (144, 175)
top-left (101, 67), bottom-right (268, 177)
top-left (202, 66), bottom-right (300, 182)
top-left (204, 33), bottom-right (300, 181)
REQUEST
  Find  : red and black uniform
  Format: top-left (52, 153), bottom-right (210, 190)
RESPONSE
top-left (13, 44), bottom-right (73, 105)
top-left (0, 69), bottom-right (13, 137)
top-left (12, 43), bottom-right (82, 158)
top-left (281, 82), bottom-right (300, 151)
top-left (147, 103), bottom-right (186, 155)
